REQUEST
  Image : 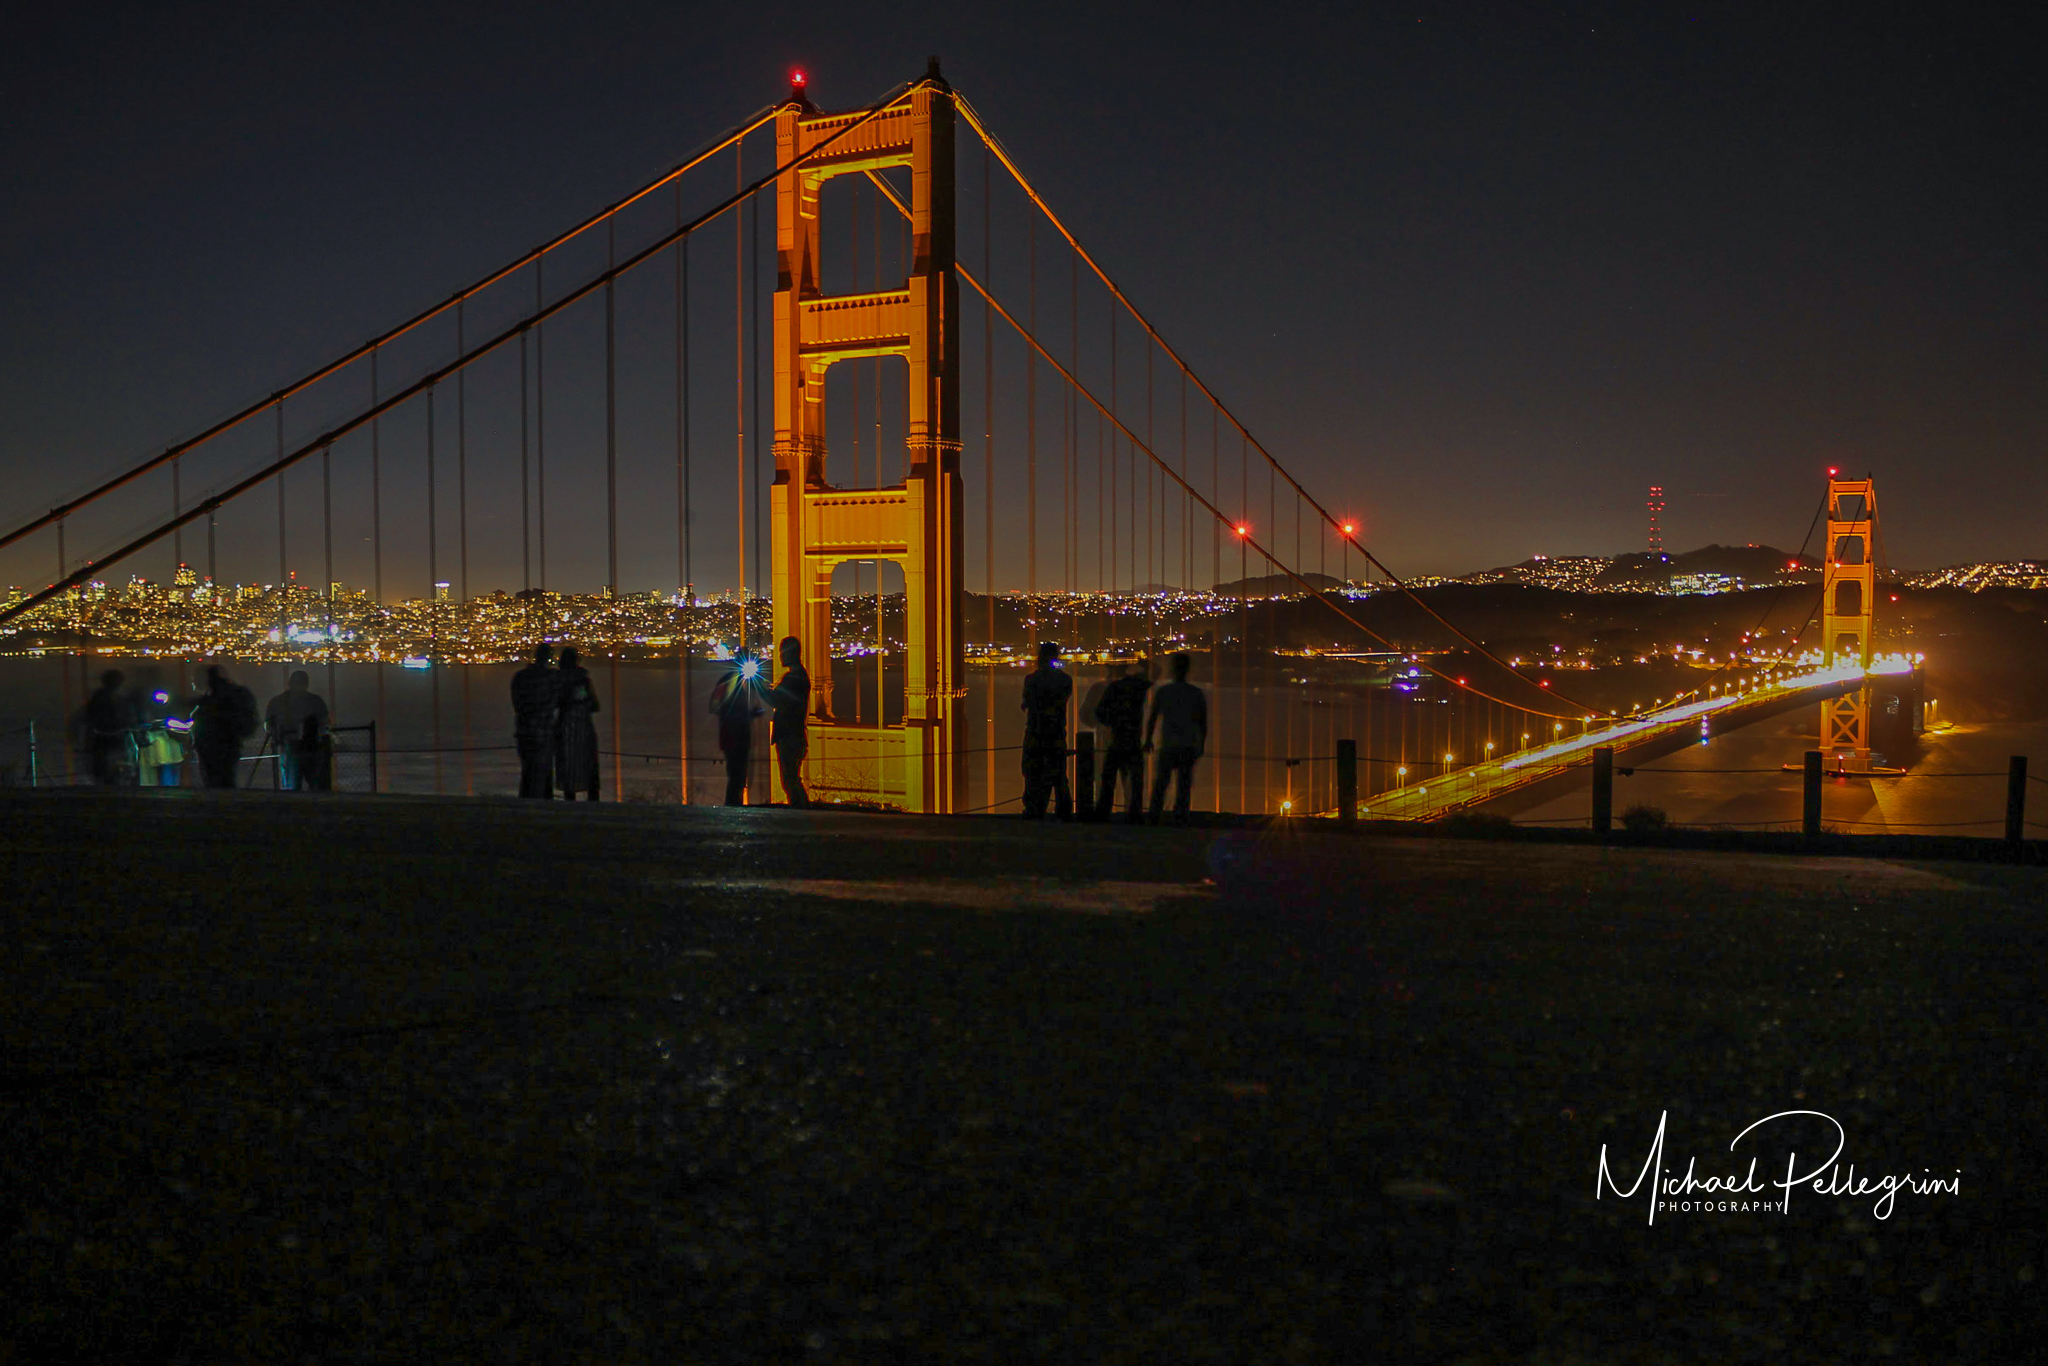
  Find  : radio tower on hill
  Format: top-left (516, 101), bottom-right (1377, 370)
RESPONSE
top-left (1647, 485), bottom-right (1666, 559)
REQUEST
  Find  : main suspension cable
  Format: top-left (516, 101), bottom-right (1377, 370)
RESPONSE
top-left (0, 107), bottom-right (780, 555)
top-left (953, 97), bottom-right (1599, 715)
top-left (956, 265), bottom-right (1585, 722)
top-left (0, 83), bottom-right (915, 630)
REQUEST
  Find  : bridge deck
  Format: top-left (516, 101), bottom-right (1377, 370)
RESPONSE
top-left (1359, 665), bottom-right (1876, 821)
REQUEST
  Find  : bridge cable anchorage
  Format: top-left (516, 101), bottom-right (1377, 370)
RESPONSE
top-left (0, 107), bottom-right (781, 556)
top-left (951, 97), bottom-right (1598, 718)
top-left (0, 82), bottom-right (916, 630)
top-left (950, 262), bottom-right (1584, 723)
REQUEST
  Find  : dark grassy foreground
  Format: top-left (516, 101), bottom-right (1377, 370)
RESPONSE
top-left (2, 792), bottom-right (2042, 1363)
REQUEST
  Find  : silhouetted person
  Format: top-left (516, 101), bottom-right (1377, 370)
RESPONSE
top-left (554, 647), bottom-right (601, 800)
top-left (1093, 659), bottom-right (1152, 822)
top-left (127, 668), bottom-right (185, 786)
top-left (770, 636), bottom-right (811, 808)
top-left (1146, 651), bottom-right (1208, 824)
top-left (82, 669), bottom-right (135, 786)
top-left (1020, 640), bottom-right (1074, 819)
top-left (264, 670), bottom-right (330, 791)
top-left (191, 665), bottom-right (258, 789)
top-left (510, 642), bottom-right (560, 798)
top-left (710, 659), bottom-right (765, 806)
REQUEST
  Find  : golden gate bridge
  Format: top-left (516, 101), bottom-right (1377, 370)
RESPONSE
top-left (0, 63), bottom-right (1900, 816)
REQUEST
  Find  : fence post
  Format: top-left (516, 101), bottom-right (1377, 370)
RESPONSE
top-left (1336, 738), bottom-right (1357, 826)
top-left (2008, 755), bottom-right (2028, 846)
top-left (1591, 746), bottom-right (1613, 837)
top-left (1073, 731), bottom-right (1094, 822)
top-left (27, 719), bottom-right (37, 788)
top-left (1803, 750), bottom-right (1823, 839)
top-left (368, 720), bottom-right (379, 795)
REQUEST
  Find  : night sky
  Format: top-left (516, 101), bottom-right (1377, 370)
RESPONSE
top-left (3, 2), bottom-right (2041, 597)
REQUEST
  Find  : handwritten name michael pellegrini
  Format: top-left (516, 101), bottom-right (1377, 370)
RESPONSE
top-left (1597, 1110), bottom-right (1960, 1225)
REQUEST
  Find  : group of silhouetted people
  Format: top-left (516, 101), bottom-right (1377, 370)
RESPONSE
top-left (509, 644), bottom-right (603, 799)
top-left (1020, 642), bottom-right (1209, 824)
top-left (707, 635), bottom-right (811, 807)
top-left (502, 633), bottom-right (1205, 817)
top-left (74, 664), bottom-right (332, 790)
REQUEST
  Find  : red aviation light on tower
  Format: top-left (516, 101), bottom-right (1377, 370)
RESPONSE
top-left (791, 69), bottom-right (807, 87)
top-left (1828, 466), bottom-right (1839, 477)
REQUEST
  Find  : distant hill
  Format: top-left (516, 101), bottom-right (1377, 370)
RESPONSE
top-left (1594, 544), bottom-right (1818, 586)
top-left (1212, 572), bottom-right (1345, 598)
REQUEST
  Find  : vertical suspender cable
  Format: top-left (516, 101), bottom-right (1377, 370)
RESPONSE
top-left (372, 348), bottom-right (384, 787)
top-left (608, 219), bottom-right (622, 801)
top-left (982, 143), bottom-right (993, 784)
top-left (58, 520), bottom-right (72, 762)
top-left (874, 181), bottom-right (883, 722)
top-left (520, 326), bottom-right (530, 635)
top-left (458, 303), bottom-right (469, 602)
top-left (323, 444), bottom-right (335, 724)
top-left (537, 259), bottom-right (548, 597)
top-left (676, 187), bottom-right (692, 801)
top-left (458, 303), bottom-right (472, 796)
top-left (1109, 311), bottom-right (1117, 606)
top-left (1180, 371), bottom-right (1189, 591)
top-left (428, 386), bottom-right (442, 794)
top-left (1026, 218), bottom-right (1036, 655)
top-left (750, 189), bottom-right (764, 657)
top-left (276, 404), bottom-right (288, 692)
top-left (171, 458), bottom-right (182, 575)
top-left (734, 141), bottom-right (747, 659)
top-left (851, 179), bottom-right (862, 724)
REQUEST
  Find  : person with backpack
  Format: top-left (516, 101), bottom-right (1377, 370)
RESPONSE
top-left (1092, 658), bottom-right (1152, 823)
top-left (191, 665), bottom-right (258, 789)
top-left (80, 669), bottom-right (137, 786)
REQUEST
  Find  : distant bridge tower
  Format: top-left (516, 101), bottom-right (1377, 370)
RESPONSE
top-left (1646, 485), bottom-right (1665, 558)
top-left (768, 66), bottom-right (964, 812)
top-left (1819, 473), bottom-right (1877, 768)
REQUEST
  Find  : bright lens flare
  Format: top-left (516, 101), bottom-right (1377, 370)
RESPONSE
top-left (740, 659), bottom-right (761, 681)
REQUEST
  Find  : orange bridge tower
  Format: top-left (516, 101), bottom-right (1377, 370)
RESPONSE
top-left (1819, 474), bottom-right (1877, 768)
top-left (768, 67), bottom-right (964, 811)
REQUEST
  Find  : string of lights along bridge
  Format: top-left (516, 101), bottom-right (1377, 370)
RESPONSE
top-left (0, 64), bottom-right (1895, 815)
